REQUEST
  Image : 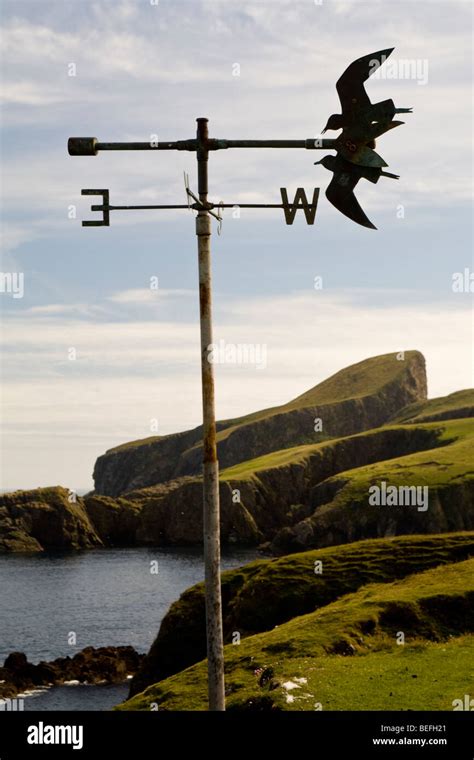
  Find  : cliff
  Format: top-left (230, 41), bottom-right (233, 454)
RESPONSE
top-left (271, 417), bottom-right (474, 552)
top-left (87, 416), bottom-right (473, 549)
top-left (117, 421), bottom-right (448, 545)
top-left (0, 487), bottom-right (102, 553)
top-left (2, 354), bottom-right (472, 553)
top-left (93, 351), bottom-right (427, 496)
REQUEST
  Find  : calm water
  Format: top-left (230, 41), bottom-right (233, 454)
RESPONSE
top-left (0, 546), bottom-right (259, 710)
top-left (19, 683), bottom-right (130, 711)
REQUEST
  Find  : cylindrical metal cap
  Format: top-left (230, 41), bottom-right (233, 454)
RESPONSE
top-left (68, 137), bottom-right (98, 156)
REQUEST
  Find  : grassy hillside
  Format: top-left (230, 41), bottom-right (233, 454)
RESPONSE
top-left (390, 389), bottom-right (474, 424)
top-left (218, 421), bottom-right (441, 481)
top-left (127, 532), bottom-right (474, 696)
top-left (286, 351), bottom-right (423, 408)
top-left (114, 375), bottom-right (474, 710)
top-left (111, 351), bottom-right (425, 454)
top-left (93, 351), bottom-right (427, 495)
top-left (216, 350), bottom-right (425, 429)
top-left (318, 418), bottom-right (473, 492)
top-left (220, 414), bottom-right (472, 483)
top-left (119, 558), bottom-right (474, 711)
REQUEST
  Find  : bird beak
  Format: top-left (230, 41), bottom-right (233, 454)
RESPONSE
top-left (314, 160), bottom-right (322, 165)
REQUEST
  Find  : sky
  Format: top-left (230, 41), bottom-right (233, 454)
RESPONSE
top-left (0, 0), bottom-right (472, 491)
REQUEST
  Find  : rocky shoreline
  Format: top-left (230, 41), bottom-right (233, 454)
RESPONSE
top-left (0, 646), bottom-right (144, 701)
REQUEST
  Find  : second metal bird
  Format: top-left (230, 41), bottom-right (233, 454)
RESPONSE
top-left (314, 154), bottom-right (399, 230)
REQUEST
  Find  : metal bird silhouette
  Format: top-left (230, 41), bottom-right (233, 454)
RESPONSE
top-left (314, 154), bottom-right (399, 230)
top-left (322, 48), bottom-right (413, 136)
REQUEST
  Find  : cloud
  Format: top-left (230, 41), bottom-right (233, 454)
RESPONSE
top-left (1, 81), bottom-right (67, 106)
top-left (1, 0), bottom-right (472, 249)
top-left (24, 303), bottom-right (108, 318)
top-left (107, 287), bottom-right (194, 303)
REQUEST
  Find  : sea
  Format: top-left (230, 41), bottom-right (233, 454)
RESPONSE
top-left (0, 546), bottom-right (260, 711)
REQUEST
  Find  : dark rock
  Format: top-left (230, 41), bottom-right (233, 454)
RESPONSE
top-left (4, 652), bottom-right (28, 671)
top-left (0, 646), bottom-right (144, 700)
top-left (258, 667), bottom-right (274, 687)
top-left (327, 639), bottom-right (357, 656)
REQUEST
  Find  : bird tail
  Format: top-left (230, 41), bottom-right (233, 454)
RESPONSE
top-left (395, 107), bottom-right (413, 113)
top-left (381, 171), bottom-right (400, 180)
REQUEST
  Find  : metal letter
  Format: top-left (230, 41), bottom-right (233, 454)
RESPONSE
top-left (280, 188), bottom-right (320, 224)
top-left (81, 189), bottom-right (110, 226)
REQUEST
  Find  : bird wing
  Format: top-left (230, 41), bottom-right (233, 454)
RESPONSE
top-left (369, 99), bottom-right (397, 123)
top-left (336, 48), bottom-right (394, 116)
top-left (337, 140), bottom-right (388, 168)
top-left (325, 169), bottom-right (377, 229)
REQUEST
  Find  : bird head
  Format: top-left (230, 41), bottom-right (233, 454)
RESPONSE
top-left (322, 114), bottom-right (344, 133)
top-left (314, 155), bottom-right (336, 172)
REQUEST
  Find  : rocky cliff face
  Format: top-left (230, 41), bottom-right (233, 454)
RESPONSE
top-left (123, 423), bottom-right (443, 546)
top-left (274, 480), bottom-right (474, 554)
top-left (83, 494), bottom-right (141, 546)
top-left (94, 351), bottom-right (427, 496)
top-left (0, 487), bottom-right (102, 553)
top-left (3, 417), bottom-right (470, 553)
top-left (0, 352), bottom-right (438, 553)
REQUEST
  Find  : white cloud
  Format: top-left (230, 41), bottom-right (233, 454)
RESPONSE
top-left (1, 0), bottom-right (472, 249)
top-left (107, 287), bottom-right (194, 303)
top-left (1, 81), bottom-right (67, 106)
top-left (25, 303), bottom-right (108, 317)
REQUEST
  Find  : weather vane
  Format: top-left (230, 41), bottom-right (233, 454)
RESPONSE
top-left (68, 47), bottom-right (412, 712)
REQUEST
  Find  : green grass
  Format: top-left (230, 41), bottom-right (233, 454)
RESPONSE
top-left (118, 558), bottom-right (474, 711)
top-left (219, 442), bottom-right (318, 480)
top-left (286, 351), bottom-right (423, 408)
top-left (107, 436), bottom-right (163, 453)
top-left (119, 636), bottom-right (474, 712)
top-left (261, 636), bottom-right (474, 711)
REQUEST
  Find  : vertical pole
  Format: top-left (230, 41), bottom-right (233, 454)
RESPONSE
top-left (195, 117), bottom-right (225, 711)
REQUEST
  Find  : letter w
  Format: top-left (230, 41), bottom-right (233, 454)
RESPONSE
top-left (280, 188), bottom-right (320, 225)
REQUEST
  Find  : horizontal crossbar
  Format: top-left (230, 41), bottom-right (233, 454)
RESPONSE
top-left (91, 203), bottom-right (293, 211)
top-left (69, 137), bottom-right (336, 155)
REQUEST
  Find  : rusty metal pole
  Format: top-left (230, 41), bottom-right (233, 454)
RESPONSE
top-left (195, 117), bottom-right (225, 711)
